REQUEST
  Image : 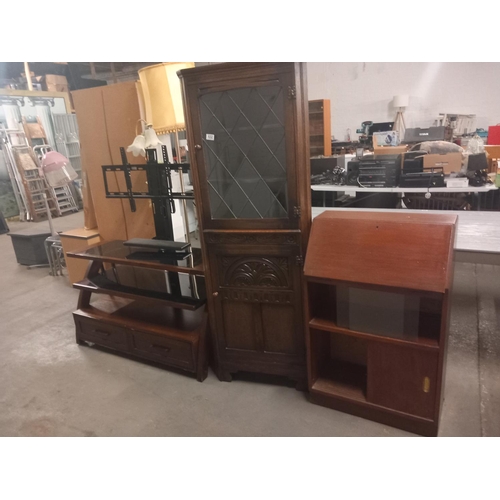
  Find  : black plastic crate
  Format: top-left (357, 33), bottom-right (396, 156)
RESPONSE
top-left (8, 231), bottom-right (51, 265)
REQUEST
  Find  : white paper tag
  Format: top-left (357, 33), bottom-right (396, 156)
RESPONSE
top-left (206, 134), bottom-right (215, 141)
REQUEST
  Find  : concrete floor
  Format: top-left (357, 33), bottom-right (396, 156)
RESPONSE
top-left (0, 212), bottom-right (499, 436)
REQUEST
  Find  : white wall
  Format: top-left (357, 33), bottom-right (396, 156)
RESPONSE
top-left (307, 62), bottom-right (500, 141)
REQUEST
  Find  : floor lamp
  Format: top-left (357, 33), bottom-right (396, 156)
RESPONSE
top-left (393, 95), bottom-right (409, 141)
top-left (137, 62), bottom-right (195, 244)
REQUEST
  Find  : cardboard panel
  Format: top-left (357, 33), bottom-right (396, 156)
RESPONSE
top-left (80, 170), bottom-right (97, 229)
top-left (101, 83), bottom-right (155, 240)
top-left (72, 86), bottom-right (126, 242)
top-left (373, 145), bottom-right (408, 156)
top-left (59, 228), bottom-right (100, 284)
top-left (423, 152), bottom-right (463, 174)
top-left (72, 82), bottom-right (155, 242)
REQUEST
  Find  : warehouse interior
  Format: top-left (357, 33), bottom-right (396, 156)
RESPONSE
top-left (1, 15), bottom-right (497, 497)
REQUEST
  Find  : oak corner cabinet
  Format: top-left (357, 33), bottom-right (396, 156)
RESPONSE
top-left (178, 62), bottom-right (311, 386)
top-left (303, 211), bottom-right (456, 436)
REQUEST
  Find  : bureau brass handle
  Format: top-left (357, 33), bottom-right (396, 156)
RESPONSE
top-left (423, 377), bottom-right (430, 393)
top-left (151, 344), bottom-right (170, 352)
top-left (93, 330), bottom-right (110, 337)
top-left (194, 144), bottom-right (202, 150)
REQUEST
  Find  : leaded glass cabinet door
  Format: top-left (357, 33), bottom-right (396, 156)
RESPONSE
top-left (179, 63), bottom-right (311, 386)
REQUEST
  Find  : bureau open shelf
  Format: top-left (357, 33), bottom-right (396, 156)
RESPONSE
top-left (310, 327), bottom-right (368, 402)
top-left (304, 211), bottom-right (457, 436)
top-left (312, 362), bottom-right (368, 403)
top-left (307, 280), bottom-right (442, 350)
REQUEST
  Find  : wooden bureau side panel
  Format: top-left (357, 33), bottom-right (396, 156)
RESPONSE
top-left (367, 343), bottom-right (439, 420)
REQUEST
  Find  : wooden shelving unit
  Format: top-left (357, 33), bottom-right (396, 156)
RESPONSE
top-left (304, 211), bottom-right (456, 436)
top-left (309, 99), bottom-right (331, 157)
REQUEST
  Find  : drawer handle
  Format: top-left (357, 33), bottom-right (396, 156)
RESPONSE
top-left (151, 344), bottom-right (171, 352)
top-left (93, 329), bottom-right (111, 337)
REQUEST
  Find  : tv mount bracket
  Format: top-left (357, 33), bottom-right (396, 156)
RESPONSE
top-left (102, 145), bottom-right (193, 241)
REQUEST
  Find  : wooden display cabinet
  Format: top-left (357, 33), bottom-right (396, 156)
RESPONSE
top-left (179, 63), bottom-right (311, 387)
top-left (304, 211), bottom-right (456, 436)
top-left (309, 99), bottom-right (331, 157)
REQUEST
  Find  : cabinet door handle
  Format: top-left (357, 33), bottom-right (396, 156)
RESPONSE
top-left (194, 144), bottom-right (202, 150)
top-left (213, 292), bottom-right (219, 297)
top-left (151, 344), bottom-right (170, 352)
top-left (423, 377), bottom-right (430, 393)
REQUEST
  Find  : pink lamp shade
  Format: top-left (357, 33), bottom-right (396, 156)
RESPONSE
top-left (40, 151), bottom-right (78, 188)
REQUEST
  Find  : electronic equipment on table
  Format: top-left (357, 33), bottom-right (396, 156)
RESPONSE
top-left (399, 167), bottom-right (445, 188)
top-left (399, 150), bottom-right (427, 174)
top-left (310, 156), bottom-right (339, 176)
top-left (466, 152), bottom-right (489, 187)
top-left (396, 150), bottom-right (445, 187)
top-left (356, 121), bottom-right (394, 146)
top-left (311, 168), bottom-right (345, 186)
top-left (310, 156), bottom-right (345, 185)
top-left (346, 156), bottom-right (400, 187)
top-left (403, 126), bottom-right (453, 144)
top-left (358, 161), bottom-right (399, 187)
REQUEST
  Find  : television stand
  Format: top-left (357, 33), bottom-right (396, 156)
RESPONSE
top-left (68, 240), bottom-right (208, 381)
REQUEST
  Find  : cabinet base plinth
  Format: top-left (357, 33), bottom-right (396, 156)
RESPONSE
top-left (309, 391), bottom-right (438, 437)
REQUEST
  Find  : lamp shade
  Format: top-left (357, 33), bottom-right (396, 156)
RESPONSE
top-left (41, 151), bottom-right (78, 187)
top-left (393, 95), bottom-right (409, 108)
top-left (127, 134), bottom-right (146, 157)
top-left (144, 125), bottom-right (163, 148)
top-left (138, 62), bottom-right (195, 134)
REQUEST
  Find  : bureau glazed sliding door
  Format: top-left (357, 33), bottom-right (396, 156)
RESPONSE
top-left (179, 63), bottom-right (311, 385)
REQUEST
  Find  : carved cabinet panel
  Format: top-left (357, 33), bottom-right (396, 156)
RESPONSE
top-left (208, 244), bottom-right (304, 360)
top-left (179, 63), bottom-right (311, 384)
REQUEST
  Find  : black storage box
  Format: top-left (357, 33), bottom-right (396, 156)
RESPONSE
top-left (0, 210), bottom-right (9, 235)
top-left (8, 230), bottom-right (51, 265)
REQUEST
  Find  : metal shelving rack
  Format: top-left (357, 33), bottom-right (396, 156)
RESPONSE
top-left (0, 128), bottom-right (59, 221)
top-left (52, 114), bottom-right (82, 175)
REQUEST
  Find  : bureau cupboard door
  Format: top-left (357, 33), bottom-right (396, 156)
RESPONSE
top-left (367, 343), bottom-right (439, 420)
top-left (206, 240), bottom-right (305, 374)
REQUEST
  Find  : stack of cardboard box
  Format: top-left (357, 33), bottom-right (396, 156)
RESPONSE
top-left (43, 74), bottom-right (68, 93)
